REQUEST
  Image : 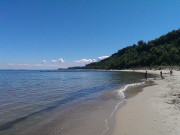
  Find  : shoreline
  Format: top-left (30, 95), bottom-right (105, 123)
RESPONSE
top-left (112, 69), bottom-right (180, 135)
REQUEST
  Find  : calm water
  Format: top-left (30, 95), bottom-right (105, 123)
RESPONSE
top-left (0, 70), bottom-right (147, 135)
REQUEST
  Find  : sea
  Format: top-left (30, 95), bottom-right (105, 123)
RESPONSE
top-left (0, 70), bottom-right (154, 135)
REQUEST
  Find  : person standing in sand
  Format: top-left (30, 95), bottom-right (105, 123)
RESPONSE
top-left (160, 70), bottom-right (164, 79)
top-left (145, 71), bottom-right (147, 80)
top-left (170, 69), bottom-right (173, 75)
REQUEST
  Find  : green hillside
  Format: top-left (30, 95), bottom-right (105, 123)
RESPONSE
top-left (84, 28), bottom-right (180, 69)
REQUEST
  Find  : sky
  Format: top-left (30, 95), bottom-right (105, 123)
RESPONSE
top-left (1, 0), bottom-right (180, 69)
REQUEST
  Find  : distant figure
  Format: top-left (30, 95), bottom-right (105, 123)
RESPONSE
top-left (160, 70), bottom-right (164, 79)
top-left (170, 69), bottom-right (173, 76)
top-left (145, 71), bottom-right (147, 80)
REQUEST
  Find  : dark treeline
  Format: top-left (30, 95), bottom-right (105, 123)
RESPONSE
top-left (83, 28), bottom-right (180, 69)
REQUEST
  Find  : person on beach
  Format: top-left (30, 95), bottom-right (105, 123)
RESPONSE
top-left (170, 69), bottom-right (173, 76)
top-left (160, 70), bottom-right (164, 79)
top-left (145, 71), bottom-right (147, 80)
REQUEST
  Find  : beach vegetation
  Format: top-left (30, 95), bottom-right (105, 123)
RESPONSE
top-left (83, 28), bottom-right (180, 69)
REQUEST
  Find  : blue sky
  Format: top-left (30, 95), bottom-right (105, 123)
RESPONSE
top-left (1, 0), bottom-right (180, 69)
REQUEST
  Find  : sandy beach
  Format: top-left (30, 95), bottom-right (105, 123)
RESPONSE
top-left (112, 70), bottom-right (180, 135)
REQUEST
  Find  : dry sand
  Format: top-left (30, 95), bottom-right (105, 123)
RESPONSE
top-left (112, 70), bottom-right (180, 135)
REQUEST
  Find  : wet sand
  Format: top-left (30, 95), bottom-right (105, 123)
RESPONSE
top-left (112, 70), bottom-right (180, 135)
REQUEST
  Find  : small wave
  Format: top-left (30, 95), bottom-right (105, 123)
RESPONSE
top-left (118, 81), bottom-right (146, 98)
top-left (101, 100), bottom-right (124, 135)
top-left (101, 80), bottom-right (149, 135)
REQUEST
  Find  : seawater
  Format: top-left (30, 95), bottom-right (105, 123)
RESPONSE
top-left (0, 70), bottom-right (149, 135)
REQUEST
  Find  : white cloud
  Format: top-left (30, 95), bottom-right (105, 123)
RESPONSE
top-left (74, 56), bottom-right (109, 64)
top-left (75, 59), bottom-right (97, 63)
top-left (8, 63), bottom-right (29, 66)
top-left (98, 56), bottom-right (109, 61)
top-left (32, 64), bottom-right (58, 67)
top-left (8, 63), bottom-right (58, 67)
top-left (18, 64), bottom-right (29, 66)
top-left (51, 58), bottom-right (65, 63)
top-left (92, 59), bottom-right (97, 62)
top-left (8, 63), bottom-right (15, 66)
top-left (58, 58), bottom-right (64, 63)
top-left (41, 60), bottom-right (46, 63)
top-left (51, 60), bottom-right (57, 63)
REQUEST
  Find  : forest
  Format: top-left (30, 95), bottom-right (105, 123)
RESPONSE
top-left (82, 28), bottom-right (180, 69)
